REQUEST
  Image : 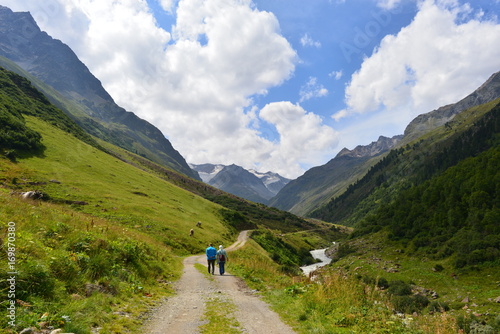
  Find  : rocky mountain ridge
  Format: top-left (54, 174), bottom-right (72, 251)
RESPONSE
top-left (337, 135), bottom-right (404, 158)
top-left (403, 71), bottom-right (500, 142)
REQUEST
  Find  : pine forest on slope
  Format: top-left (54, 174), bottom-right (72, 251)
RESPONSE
top-left (312, 98), bottom-right (500, 268)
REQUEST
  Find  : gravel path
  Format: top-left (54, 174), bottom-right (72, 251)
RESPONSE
top-left (143, 230), bottom-right (296, 334)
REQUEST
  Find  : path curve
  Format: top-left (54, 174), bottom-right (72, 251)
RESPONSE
top-left (144, 230), bottom-right (296, 334)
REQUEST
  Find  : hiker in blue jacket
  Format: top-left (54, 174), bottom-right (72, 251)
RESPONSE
top-left (206, 243), bottom-right (217, 275)
top-left (217, 245), bottom-right (228, 275)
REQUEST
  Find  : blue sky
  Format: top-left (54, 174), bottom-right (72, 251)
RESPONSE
top-left (3, 0), bottom-right (500, 178)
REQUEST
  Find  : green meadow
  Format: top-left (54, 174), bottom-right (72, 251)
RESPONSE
top-left (0, 117), bottom-right (235, 333)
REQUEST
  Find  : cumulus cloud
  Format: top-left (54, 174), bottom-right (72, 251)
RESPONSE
top-left (342, 0), bottom-right (500, 122)
top-left (299, 77), bottom-right (329, 102)
top-left (4, 0), bottom-right (340, 178)
top-left (259, 102), bottom-right (339, 176)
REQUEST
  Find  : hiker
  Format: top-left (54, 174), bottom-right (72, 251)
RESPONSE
top-left (217, 245), bottom-right (228, 275)
top-left (206, 243), bottom-right (217, 275)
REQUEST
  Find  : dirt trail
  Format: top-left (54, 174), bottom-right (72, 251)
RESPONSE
top-left (144, 230), bottom-right (296, 334)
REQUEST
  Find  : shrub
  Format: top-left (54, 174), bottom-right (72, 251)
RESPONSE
top-left (0, 110), bottom-right (44, 152)
top-left (470, 321), bottom-right (496, 334)
top-left (391, 294), bottom-right (429, 314)
top-left (17, 263), bottom-right (56, 299)
top-left (412, 294), bottom-right (430, 310)
top-left (428, 300), bottom-right (450, 313)
top-left (433, 264), bottom-right (444, 272)
top-left (376, 277), bottom-right (389, 289)
top-left (361, 275), bottom-right (375, 285)
top-left (83, 252), bottom-right (112, 280)
top-left (391, 295), bottom-right (414, 313)
top-left (336, 243), bottom-right (356, 259)
top-left (387, 280), bottom-right (412, 296)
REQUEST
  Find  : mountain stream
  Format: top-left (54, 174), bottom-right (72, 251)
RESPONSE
top-left (300, 244), bottom-right (333, 276)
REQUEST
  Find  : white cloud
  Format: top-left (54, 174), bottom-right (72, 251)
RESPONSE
top-left (375, 0), bottom-right (403, 10)
top-left (332, 109), bottom-right (348, 122)
top-left (329, 70), bottom-right (343, 80)
top-left (139, 0), bottom-right (304, 177)
top-left (299, 77), bottom-right (329, 102)
top-left (343, 0), bottom-right (500, 124)
top-left (159, 0), bottom-right (176, 13)
top-left (259, 102), bottom-right (339, 176)
top-left (4, 0), bottom-right (327, 178)
top-left (300, 33), bottom-right (321, 48)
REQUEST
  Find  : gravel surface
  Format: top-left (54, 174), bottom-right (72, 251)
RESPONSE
top-left (143, 231), bottom-right (296, 334)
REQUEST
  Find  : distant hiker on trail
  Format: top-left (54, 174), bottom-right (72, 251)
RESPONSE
top-left (206, 243), bottom-right (217, 275)
top-left (217, 245), bottom-right (228, 275)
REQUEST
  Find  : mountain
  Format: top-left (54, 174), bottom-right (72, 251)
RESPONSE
top-left (402, 71), bottom-right (500, 143)
top-left (270, 71), bottom-right (500, 216)
top-left (190, 163), bottom-right (290, 204)
top-left (314, 96), bottom-right (500, 268)
top-left (192, 163), bottom-right (227, 183)
top-left (269, 135), bottom-right (402, 215)
top-left (249, 169), bottom-right (290, 195)
top-left (0, 5), bottom-right (199, 180)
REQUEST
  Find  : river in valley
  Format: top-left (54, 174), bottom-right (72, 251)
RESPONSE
top-left (300, 247), bottom-right (333, 276)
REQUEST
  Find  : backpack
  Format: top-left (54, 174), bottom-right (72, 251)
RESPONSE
top-left (219, 253), bottom-right (226, 262)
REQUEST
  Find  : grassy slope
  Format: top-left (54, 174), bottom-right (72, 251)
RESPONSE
top-left (0, 188), bottom-right (179, 333)
top-left (326, 231), bottom-right (500, 332)
top-left (10, 116), bottom-right (235, 252)
top-left (0, 117), bottom-right (234, 333)
top-left (97, 138), bottom-right (316, 234)
top-left (229, 236), bottom-right (423, 334)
